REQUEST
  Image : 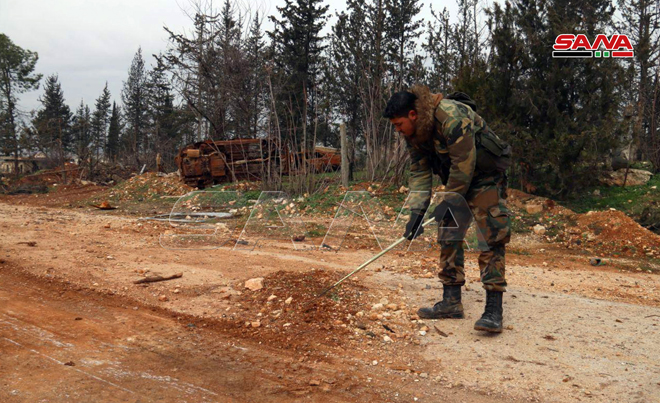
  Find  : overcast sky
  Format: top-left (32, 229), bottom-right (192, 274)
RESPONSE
top-left (1, 0), bottom-right (468, 116)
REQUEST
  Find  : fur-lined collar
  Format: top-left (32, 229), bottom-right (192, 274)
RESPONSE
top-left (408, 85), bottom-right (443, 149)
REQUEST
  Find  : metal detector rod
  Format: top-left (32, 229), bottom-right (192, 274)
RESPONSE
top-left (318, 217), bottom-right (435, 297)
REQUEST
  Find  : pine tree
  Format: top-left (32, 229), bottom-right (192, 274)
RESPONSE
top-left (361, 0), bottom-right (395, 179)
top-left (268, 0), bottom-right (329, 148)
top-left (146, 57), bottom-right (177, 163)
top-left (487, 0), bottom-right (625, 196)
top-left (90, 83), bottom-right (111, 164)
top-left (450, 0), bottom-right (490, 99)
top-left (364, 0), bottom-right (387, 91)
top-left (106, 102), bottom-right (121, 162)
top-left (384, 0), bottom-right (423, 89)
top-left (482, 0), bottom-right (523, 119)
top-left (161, 9), bottom-right (217, 140)
top-left (161, 1), bottom-right (254, 140)
top-left (121, 48), bottom-right (149, 167)
top-left (328, 0), bottom-right (368, 175)
top-left (32, 74), bottom-right (73, 161)
top-left (452, 0), bottom-right (480, 74)
top-left (217, 0), bottom-right (245, 138)
top-left (0, 34), bottom-right (41, 176)
top-left (245, 12), bottom-right (266, 137)
top-left (71, 100), bottom-right (92, 162)
top-left (617, 0), bottom-right (660, 163)
top-left (423, 7), bottom-right (453, 92)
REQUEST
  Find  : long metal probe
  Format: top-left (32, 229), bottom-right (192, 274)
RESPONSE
top-left (317, 217), bottom-right (435, 297)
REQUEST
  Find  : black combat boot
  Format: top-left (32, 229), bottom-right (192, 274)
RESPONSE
top-left (474, 291), bottom-right (503, 333)
top-left (417, 285), bottom-right (464, 319)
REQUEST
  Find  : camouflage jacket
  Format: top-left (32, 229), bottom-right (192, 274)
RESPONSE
top-left (406, 85), bottom-right (491, 212)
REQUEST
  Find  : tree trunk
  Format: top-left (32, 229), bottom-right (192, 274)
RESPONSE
top-left (340, 123), bottom-right (349, 187)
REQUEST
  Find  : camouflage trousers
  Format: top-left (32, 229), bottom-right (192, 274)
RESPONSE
top-left (437, 173), bottom-right (511, 292)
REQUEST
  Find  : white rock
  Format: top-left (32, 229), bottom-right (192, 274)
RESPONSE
top-left (245, 277), bottom-right (264, 291)
top-left (285, 296), bottom-right (293, 305)
top-left (383, 335), bottom-right (393, 343)
top-left (533, 224), bottom-right (546, 235)
top-left (371, 303), bottom-right (384, 311)
top-left (267, 294), bottom-right (277, 302)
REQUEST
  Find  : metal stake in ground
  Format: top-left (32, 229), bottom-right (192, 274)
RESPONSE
top-left (317, 217), bottom-right (435, 298)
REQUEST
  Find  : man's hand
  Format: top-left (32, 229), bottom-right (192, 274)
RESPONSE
top-left (404, 210), bottom-right (426, 240)
top-left (431, 200), bottom-right (454, 225)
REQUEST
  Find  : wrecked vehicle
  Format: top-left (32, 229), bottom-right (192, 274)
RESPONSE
top-left (176, 139), bottom-right (340, 188)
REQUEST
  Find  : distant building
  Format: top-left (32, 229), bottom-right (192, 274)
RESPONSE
top-left (0, 153), bottom-right (48, 175)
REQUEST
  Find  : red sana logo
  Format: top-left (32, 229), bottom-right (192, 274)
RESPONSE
top-left (552, 34), bottom-right (634, 58)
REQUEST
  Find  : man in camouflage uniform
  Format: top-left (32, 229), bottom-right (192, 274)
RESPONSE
top-left (384, 85), bottom-right (511, 333)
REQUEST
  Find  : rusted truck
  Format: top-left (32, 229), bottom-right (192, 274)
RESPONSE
top-left (175, 139), bottom-right (340, 188)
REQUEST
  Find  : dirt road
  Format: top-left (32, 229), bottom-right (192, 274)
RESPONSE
top-left (1, 201), bottom-right (659, 402)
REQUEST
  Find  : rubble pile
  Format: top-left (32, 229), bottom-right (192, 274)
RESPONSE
top-left (229, 269), bottom-right (444, 356)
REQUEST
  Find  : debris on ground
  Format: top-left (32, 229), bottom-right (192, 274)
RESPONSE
top-left (17, 241), bottom-right (37, 247)
top-left (232, 269), bottom-right (368, 351)
top-left (104, 172), bottom-right (192, 203)
top-left (560, 210), bottom-right (660, 258)
top-left (134, 272), bottom-right (183, 284)
top-left (91, 201), bottom-right (117, 210)
top-left (433, 326), bottom-right (449, 337)
top-left (506, 188), bottom-right (660, 259)
top-left (600, 168), bottom-right (653, 187)
top-left (507, 189), bottom-right (574, 216)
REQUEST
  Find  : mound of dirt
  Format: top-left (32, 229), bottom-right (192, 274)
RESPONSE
top-left (561, 209), bottom-right (660, 258)
top-left (108, 172), bottom-right (193, 202)
top-left (232, 269), bottom-right (368, 351)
